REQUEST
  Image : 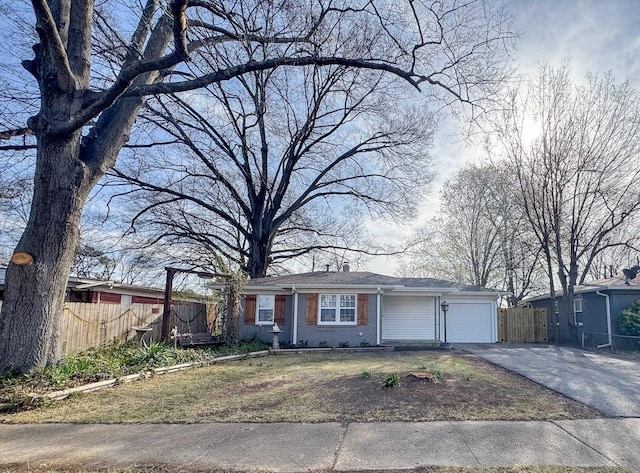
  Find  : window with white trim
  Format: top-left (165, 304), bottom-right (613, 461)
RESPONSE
top-left (256, 295), bottom-right (275, 324)
top-left (319, 294), bottom-right (357, 324)
top-left (573, 294), bottom-right (583, 313)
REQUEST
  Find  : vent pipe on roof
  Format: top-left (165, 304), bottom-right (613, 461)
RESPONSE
top-left (343, 261), bottom-right (350, 272)
top-left (325, 264), bottom-right (330, 272)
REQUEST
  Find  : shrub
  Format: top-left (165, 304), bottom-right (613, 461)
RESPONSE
top-left (430, 368), bottom-right (445, 381)
top-left (361, 370), bottom-right (372, 379)
top-left (616, 300), bottom-right (640, 336)
top-left (359, 340), bottom-right (371, 347)
top-left (318, 341), bottom-right (328, 348)
top-left (382, 373), bottom-right (400, 389)
top-left (127, 341), bottom-right (172, 367)
top-left (339, 341), bottom-right (350, 348)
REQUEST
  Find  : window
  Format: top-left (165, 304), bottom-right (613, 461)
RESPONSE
top-left (256, 295), bottom-right (275, 324)
top-left (573, 294), bottom-right (583, 313)
top-left (319, 294), bottom-right (357, 325)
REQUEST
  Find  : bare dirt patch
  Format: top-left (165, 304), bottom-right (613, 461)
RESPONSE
top-left (1, 351), bottom-right (601, 424)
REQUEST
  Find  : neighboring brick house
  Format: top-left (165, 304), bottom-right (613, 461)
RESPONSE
top-left (0, 267), bottom-right (165, 305)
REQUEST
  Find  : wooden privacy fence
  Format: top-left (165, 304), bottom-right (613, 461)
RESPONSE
top-left (0, 301), bottom-right (214, 355)
top-left (498, 307), bottom-right (548, 343)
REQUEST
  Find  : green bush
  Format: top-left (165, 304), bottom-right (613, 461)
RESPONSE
top-left (382, 373), bottom-right (400, 389)
top-left (616, 300), bottom-right (640, 336)
top-left (361, 370), bottom-right (372, 379)
top-left (430, 368), bottom-right (445, 381)
top-left (128, 341), bottom-right (172, 367)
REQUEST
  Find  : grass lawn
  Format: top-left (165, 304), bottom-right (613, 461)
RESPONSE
top-left (1, 351), bottom-right (599, 423)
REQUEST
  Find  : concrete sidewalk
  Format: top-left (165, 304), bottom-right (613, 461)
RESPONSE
top-left (1, 419), bottom-right (639, 472)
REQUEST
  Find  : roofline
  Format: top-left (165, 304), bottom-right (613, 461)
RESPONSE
top-left (579, 285), bottom-right (640, 292)
top-left (525, 284), bottom-right (640, 302)
top-left (242, 284), bottom-right (504, 296)
top-left (452, 291), bottom-right (506, 297)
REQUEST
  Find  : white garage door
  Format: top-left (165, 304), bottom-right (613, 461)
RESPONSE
top-left (445, 301), bottom-right (494, 343)
top-left (382, 296), bottom-right (435, 341)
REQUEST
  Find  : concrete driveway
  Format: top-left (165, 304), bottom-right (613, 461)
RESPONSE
top-left (460, 344), bottom-right (640, 418)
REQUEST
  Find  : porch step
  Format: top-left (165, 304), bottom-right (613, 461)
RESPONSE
top-left (383, 340), bottom-right (441, 350)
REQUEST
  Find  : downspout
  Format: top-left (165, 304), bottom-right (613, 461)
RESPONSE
top-left (292, 286), bottom-right (298, 346)
top-left (595, 290), bottom-right (612, 348)
top-left (435, 297), bottom-right (439, 341)
top-left (376, 287), bottom-right (381, 346)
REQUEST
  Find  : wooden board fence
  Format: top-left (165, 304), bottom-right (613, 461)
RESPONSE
top-left (0, 300), bottom-right (211, 355)
top-left (498, 307), bottom-right (548, 343)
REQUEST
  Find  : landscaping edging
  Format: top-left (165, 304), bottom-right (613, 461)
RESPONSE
top-left (27, 346), bottom-right (395, 404)
top-left (41, 350), bottom-right (270, 401)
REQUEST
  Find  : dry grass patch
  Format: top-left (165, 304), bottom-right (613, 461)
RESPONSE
top-left (1, 352), bottom-right (600, 423)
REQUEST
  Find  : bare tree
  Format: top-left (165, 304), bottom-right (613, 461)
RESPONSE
top-left (496, 64), bottom-right (640, 342)
top-left (400, 163), bottom-right (543, 304)
top-left (0, 0), bottom-right (514, 373)
top-left (112, 61), bottom-right (433, 278)
top-left (586, 236), bottom-right (640, 280)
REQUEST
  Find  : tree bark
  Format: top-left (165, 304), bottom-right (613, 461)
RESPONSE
top-left (246, 233), bottom-right (272, 279)
top-left (0, 132), bottom-right (95, 372)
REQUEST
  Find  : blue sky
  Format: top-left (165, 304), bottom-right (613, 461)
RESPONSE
top-left (366, 0), bottom-right (640, 275)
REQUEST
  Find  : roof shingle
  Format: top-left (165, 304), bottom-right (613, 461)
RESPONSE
top-left (247, 271), bottom-right (498, 292)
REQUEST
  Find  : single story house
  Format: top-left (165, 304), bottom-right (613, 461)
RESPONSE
top-left (0, 267), bottom-right (166, 305)
top-left (525, 272), bottom-right (640, 348)
top-left (239, 267), bottom-right (502, 347)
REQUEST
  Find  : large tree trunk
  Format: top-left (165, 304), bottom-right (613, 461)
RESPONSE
top-left (0, 133), bottom-right (95, 373)
top-left (245, 231), bottom-right (273, 278)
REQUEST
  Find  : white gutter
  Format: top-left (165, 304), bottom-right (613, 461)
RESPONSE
top-left (75, 280), bottom-right (116, 290)
top-left (292, 286), bottom-right (298, 346)
top-left (595, 290), bottom-right (612, 348)
top-left (240, 287), bottom-right (291, 293)
top-left (376, 287), bottom-right (382, 346)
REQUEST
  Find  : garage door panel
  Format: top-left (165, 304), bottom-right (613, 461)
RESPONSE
top-left (383, 296), bottom-right (435, 340)
top-left (446, 302), bottom-right (494, 343)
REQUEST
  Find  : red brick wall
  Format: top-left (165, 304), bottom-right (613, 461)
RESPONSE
top-left (98, 292), bottom-right (122, 304)
top-left (132, 295), bottom-right (163, 304)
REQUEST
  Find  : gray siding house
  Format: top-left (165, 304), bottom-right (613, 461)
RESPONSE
top-left (525, 273), bottom-right (640, 349)
top-left (239, 268), bottom-right (502, 347)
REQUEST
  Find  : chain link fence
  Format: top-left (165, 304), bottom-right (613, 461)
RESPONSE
top-left (580, 330), bottom-right (640, 359)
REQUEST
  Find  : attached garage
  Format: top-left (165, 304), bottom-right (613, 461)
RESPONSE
top-left (444, 299), bottom-right (497, 343)
top-left (381, 295), bottom-right (497, 344)
top-left (382, 295), bottom-right (436, 341)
